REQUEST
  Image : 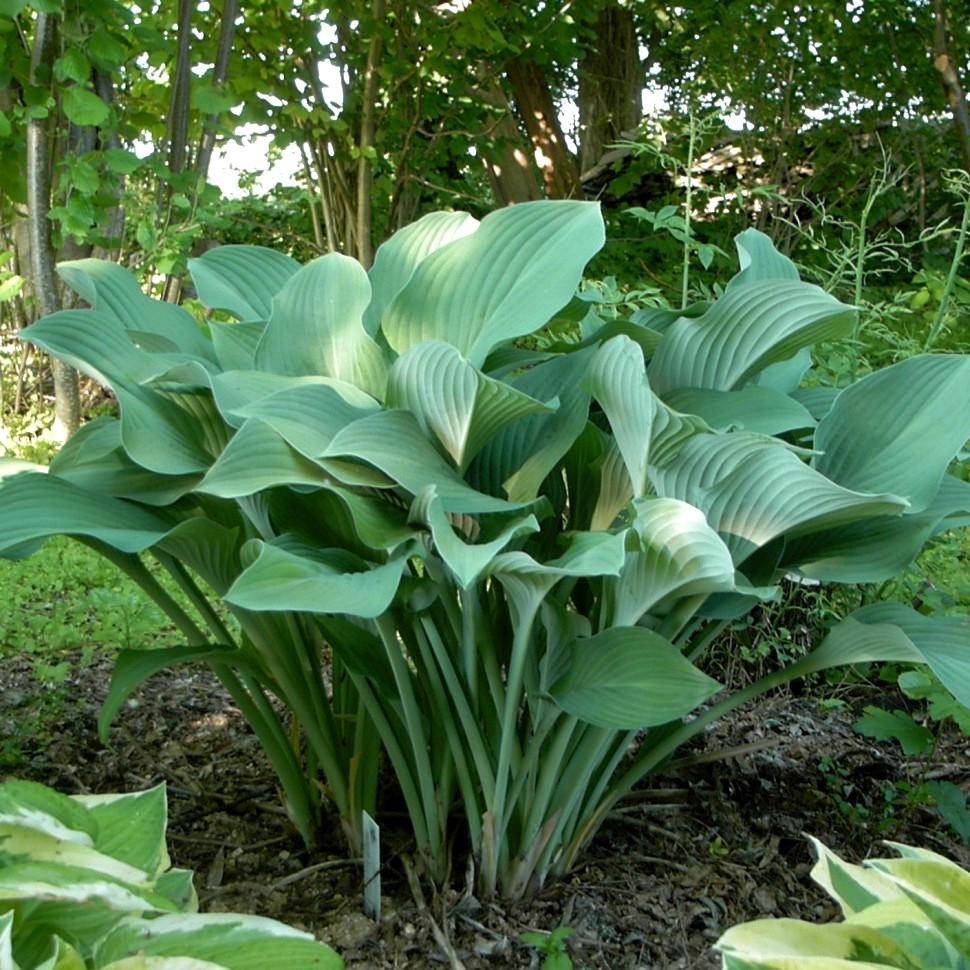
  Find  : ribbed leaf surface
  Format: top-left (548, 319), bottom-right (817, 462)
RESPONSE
top-left (188, 245), bottom-right (300, 321)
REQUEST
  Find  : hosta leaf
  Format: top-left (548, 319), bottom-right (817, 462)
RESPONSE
top-left (469, 350), bottom-right (594, 504)
top-left (49, 418), bottom-right (200, 506)
top-left (57, 259), bottom-right (215, 363)
top-left (154, 519), bottom-right (243, 596)
top-left (0, 473), bottom-right (171, 555)
top-left (652, 433), bottom-right (907, 561)
top-left (590, 438), bottom-right (634, 531)
top-left (648, 279), bottom-right (855, 394)
top-left (551, 626), bottom-right (722, 729)
top-left (726, 227), bottom-right (801, 289)
top-left (209, 321), bottom-right (266, 371)
top-left (188, 245), bottom-right (300, 321)
top-left (662, 384), bottom-right (815, 435)
top-left (716, 918), bottom-right (923, 968)
top-left (99, 646), bottom-right (247, 743)
top-left (365, 210), bottom-right (478, 336)
top-left (795, 605), bottom-right (970, 709)
top-left (606, 498), bottom-right (740, 626)
top-left (410, 485), bottom-right (539, 589)
top-left (322, 410), bottom-right (521, 513)
top-left (95, 913), bottom-right (343, 970)
top-left (582, 335), bottom-right (654, 497)
top-left (783, 474), bottom-right (970, 583)
top-left (0, 780), bottom-right (97, 844)
top-left (813, 354), bottom-right (970, 513)
top-left (233, 383), bottom-right (380, 457)
top-left (255, 253), bottom-right (387, 397)
top-left (21, 311), bottom-right (212, 474)
top-left (808, 836), bottom-right (901, 918)
top-left (226, 540), bottom-right (408, 618)
top-left (386, 341), bottom-right (553, 470)
top-left (197, 420), bottom-right (331, 498)
top-left (382, 200), bottom-right (605, 366)
top-left (101, 957), bottom-right (225, 969)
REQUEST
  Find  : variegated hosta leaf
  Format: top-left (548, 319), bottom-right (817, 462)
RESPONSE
top-left (381, 200), bottom-right (605, 366)
top-left (807, 836), bottom-right (902, 918)
top-left (648, 279), bottom-right (855, 395)
top-left (188, 245), bottom-right (300, 322)
top-left (58, 259), bottom-right (216, 364)
top-left (365, 210), bottom-right (479, 336)
top-left (225, 539), bottom-right (409, 618)
top-left (386, 341), bottom-right (553, 470)
top-left (582, 335), bottom-right (655, 498)
top-left (551, 626), bottom-right (722, 729)
top-left (254, 253), bottom-right (387, 398)
top-left (95, 913), bottom-right (343, 970)
top-left (651, 432), bottom-right (907, 562)
top-left (409, 485), bottom-right (539, 589)
top-left (604, 498), bottom-right (741, 627)
top-left (813, 354), bottom-right (970, 513)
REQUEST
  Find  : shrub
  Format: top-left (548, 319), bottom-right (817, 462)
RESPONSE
top-left (0, 201), bottom-right (969, 896)
top-left (0, 778), bottom-right (342, 969)
top-left (716, 837), bottom-right (970, 969)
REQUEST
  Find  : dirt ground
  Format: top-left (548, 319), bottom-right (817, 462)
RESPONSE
top-left (3, 650), bottom-right (968, 969)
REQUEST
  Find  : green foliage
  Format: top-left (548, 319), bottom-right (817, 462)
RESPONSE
top-left (2, 202), bottom-right (970, 900)
top-left (0, 778), bottom-right (343, 969)
top-left (519, 926), bottom-right (575, 970)
top-left (716, 837), bottom-right (970, 970)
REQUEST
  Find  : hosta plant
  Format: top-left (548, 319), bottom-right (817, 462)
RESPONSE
top-left (0, 778), bottom-right (343, 969)
top-left (1, 201), bottom-right (970, 897)
top-left (716, 837), bottom-right (970, 969)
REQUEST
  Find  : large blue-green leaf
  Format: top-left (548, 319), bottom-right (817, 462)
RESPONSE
top-left (582, 335), bottom-right (654, 497)
top-left (365, 210), bottom-right (478, 336)
top-left (812, 354), bottom-right (970, 513)
top-left (410, 486), bottom-right (539, 589)
top-left (469, 350), bottom-right (594, 503)
top-left (321, 410), bottom-right (521, 513)
top-left (49, 418), bottom-right (200, 506)
top-left (662, 385), bottom-right (815, 435)
top-left (226, 540), bottom-right (408, 618)
top-left (382, 201), bottom-right (605, 366)
top-left (209, 320), bottom-right (266, 371)
top-left (0, 473), bottom-right (172, 555)
top-left (783, 474), bottom-right (970, 582)
top-left (197, 420), bottom-right (332, 498)
top-left (551, 627), bottom-right (722, 729)
top-left (605, 498), bottom-right (741, 627)
top-left (725, 227), bottom-right (801, 289)
top-left (58, 258), bottom-right (216, 363)
top-left (255, 253), bottom-right (387, 397)
top-left (154, 518), bottom-right (244, 596)
top-left (22, 311), bottom-right (212, 474)
top-left (386, 341), bottom-right (553, 470)
top-left (188, 245), bottom-right (300, 321)
top-left (648, 280), bottom-right (855, 394)
top-left (652, 432), bottom-right (908, 561)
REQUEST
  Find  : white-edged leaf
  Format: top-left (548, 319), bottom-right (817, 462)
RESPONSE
top-left (808, 836), bottom-right (902, 918)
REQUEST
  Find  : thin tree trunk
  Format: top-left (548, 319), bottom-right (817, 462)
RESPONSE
top-left (505, 57), bottom-right (579, 199)
top-left (195, 0), bottom-right (239, 188)
top-left (931, 0), bottom-right (970, 172)
top-left (355, 0), bottom-right (385, 268)
top-left (26, 12), bottom-right (80, 439)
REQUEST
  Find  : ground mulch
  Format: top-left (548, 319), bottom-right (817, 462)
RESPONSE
top-left (3, 650), bottom-right (968, 969)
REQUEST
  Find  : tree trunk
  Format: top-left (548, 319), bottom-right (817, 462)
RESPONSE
top-left (578, 2), bottom-right (643, 175)
top-left (355, 0), bottom-right (385, 268)
top-left (931, 0), bottom-right (970, 172)
top-left (505, 57), bottom-right (580, 199)
top-left (194, 0), bottom-right (239, 189)
top-left (479, 77), bottom-right (543, 207)
top-left (26, 12), bottom-right (80, 439)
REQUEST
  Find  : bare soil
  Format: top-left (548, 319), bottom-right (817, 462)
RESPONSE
top-left (3, 651), bottom-right (968, 969)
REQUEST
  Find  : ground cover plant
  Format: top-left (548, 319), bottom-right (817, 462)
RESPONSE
top-left (1, 200), bottom-right (969, 901)
top-left (0, 778), bottom-right (343, 968)
top-left (716, 837), bottom-right (970, 969)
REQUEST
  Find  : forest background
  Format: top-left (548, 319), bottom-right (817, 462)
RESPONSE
top-left (1, 0), bottom-right (969, 444)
